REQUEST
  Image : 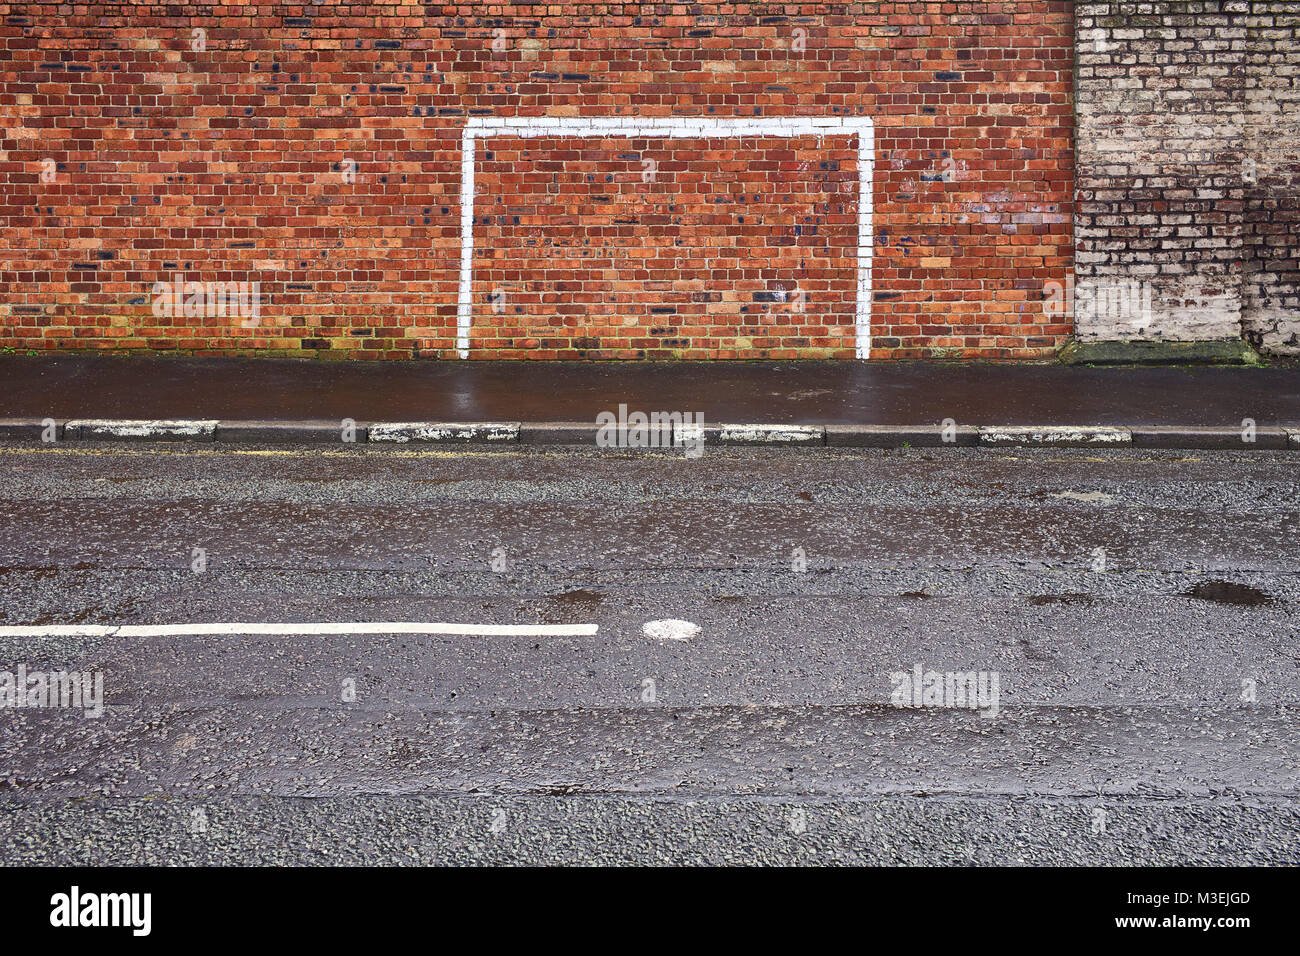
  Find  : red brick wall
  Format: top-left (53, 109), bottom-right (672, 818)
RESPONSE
top-left (0, 2), bottom-right (1074, 360)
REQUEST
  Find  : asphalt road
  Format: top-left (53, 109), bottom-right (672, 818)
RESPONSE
top-left (0, 442), bottom-right (1296, 865)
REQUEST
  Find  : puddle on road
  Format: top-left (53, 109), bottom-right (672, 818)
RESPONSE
top-left (1183, 580), bottom-right (1275, 607)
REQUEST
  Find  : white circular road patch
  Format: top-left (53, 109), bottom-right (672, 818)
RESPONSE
top-left (642, 619), bottom-right (701, 642)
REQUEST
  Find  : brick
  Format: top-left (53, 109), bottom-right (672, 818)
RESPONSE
top-left (0, 3), bottom-right (1076, 362)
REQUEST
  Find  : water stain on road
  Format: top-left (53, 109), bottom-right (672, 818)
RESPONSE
top-left (1183, 580), bottom-right (1275, 607)
top-left (539, 588), bottom-right (605, 623)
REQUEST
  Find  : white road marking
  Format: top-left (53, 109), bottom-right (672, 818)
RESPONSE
top-left (0, 622), bottom-right (598, 639)
top-left (642, 619), bottom-right (701, 642)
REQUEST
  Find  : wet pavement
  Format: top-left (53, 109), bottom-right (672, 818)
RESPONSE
top-left (0, 443), bottom-right (1296, 864)
top-left (4, 355), bottom-right (1300, 426)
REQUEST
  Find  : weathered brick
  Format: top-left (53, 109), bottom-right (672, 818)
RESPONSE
top-left (1, 3), bottom-right (1074, 360)
top-left (1075, 1), bottom-right (1300, 353)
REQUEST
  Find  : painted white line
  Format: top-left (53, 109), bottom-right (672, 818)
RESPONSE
top-left (456, 115), bottom-right (874, 359)
top-left (368, 422), bottom-right (520, 443)
top-left (464, 115), bottom-right (873, 138)
top-left (854, 128), bottom-right (874, 359)
top-left (457, 124), bottom-right (478, 357)
top-left (0, 622), bottom-right (598, 639)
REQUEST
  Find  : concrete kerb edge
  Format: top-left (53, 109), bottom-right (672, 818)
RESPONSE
top-left (2, 418), bottom-right (1299, 450)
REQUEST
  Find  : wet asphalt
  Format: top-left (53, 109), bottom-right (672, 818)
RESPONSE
top-left (0, 442), bottom-right (1297, 865)
top-left (5, 354), bottom-right (1300, 425)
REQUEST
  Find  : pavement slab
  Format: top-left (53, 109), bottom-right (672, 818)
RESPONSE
top-left (4, 356), bottom-right (1300, 432)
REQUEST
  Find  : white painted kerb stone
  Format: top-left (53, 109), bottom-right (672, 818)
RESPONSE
top-left (673, 423), bottom-right (825, 446)
top-left (978, 426), bottom-right (1132, 446)
top-left (368, 422), bottom-right (521, 443)
top-left (67, 419), bottom-right (218, 439)
top-left (720, 424), bottom-right (824, 444)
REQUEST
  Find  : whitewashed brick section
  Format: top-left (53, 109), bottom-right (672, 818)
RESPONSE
top-left (1075, 2), bottom-right (1300, 351)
